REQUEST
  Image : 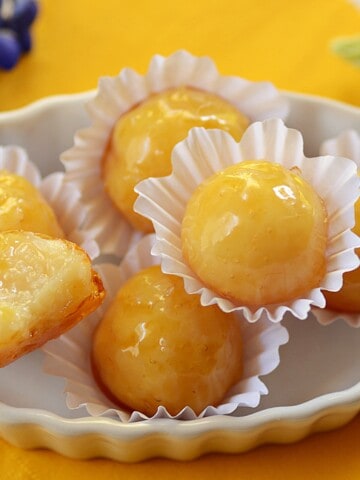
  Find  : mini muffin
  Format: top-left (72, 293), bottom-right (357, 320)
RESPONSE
top-left (181, 160), bottom-right (328, 307)
top-left (319, 130), bottom-right (360, 318)
top-left (324, 194), bottom-right (360, 313)
top-left (0, 146), bottom-right (105, 365)
top-left (134, 120), bottom-right (359, 322)
top-left (0, 145), bottom-right (99, 260)
top-left (92, 265), bottom-right (243, 416)
top-left (0, 230), bottom-right (105, 367)
top-left (62, 50), bottom-right (288, 257)
top-left (103, 87), bottom-right (249, 232)
top-left (42, 234), bottom-right (289, 422)
top-left (0, 169), bottom-right (64, 237)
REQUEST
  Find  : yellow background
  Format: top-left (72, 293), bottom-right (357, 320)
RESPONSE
top-left (0, 0), bottom-right (360, 478)
top-left (1, 0), bottom-right (360, 110)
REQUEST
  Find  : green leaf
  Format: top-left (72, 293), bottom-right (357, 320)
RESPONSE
top-left (331, 35), bottom-right (360, 66)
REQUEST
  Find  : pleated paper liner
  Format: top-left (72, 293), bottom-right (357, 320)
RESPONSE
top-left (314, 130), bottom-right (360, 327)
top-left (0, 145), bottom-right (98, 259)
top-left (42, 234), bottom-right (289, 422)
top-left (134, 119), bottom-right (360, 323)
top-left (61, 50), bottom-right (288, 258)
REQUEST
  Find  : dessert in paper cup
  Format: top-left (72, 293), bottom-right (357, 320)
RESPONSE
top-left (42, 234), bottom-right (289, 422)
top-left (61, 50), bottom-right (288, 258)
top-left (0, 145), bottom-right (105, 366)
top-left (313, 130), bottom-right (360, 327)
top-left (0, 145), bottom-right (99, 258)
top-left (134, 119), bottom-right (360, 323)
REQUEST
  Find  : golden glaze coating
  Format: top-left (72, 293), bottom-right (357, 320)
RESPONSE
top-left (92, 265), bottom-right (243, 416)
top-left (325, 195), bottom-right (360, 312)
top-left (103, 87), bottom-right (249, 232)
top-left (181, 160), bottom-right (328, 306)
top-left (0, 170), bottom-right (64, 237)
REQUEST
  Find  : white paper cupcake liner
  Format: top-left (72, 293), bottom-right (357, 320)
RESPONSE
top-left (312, 308), bottom-right (360, 328)
top-left (61, 50), bottom-right (288, 259)
top-left (320, 130), bottom-right (360, 160)
top-left (134, 119), bottom-right (360, 323)
top-left (314, 130), bottom-right (360, 327)
top-left (42, 234), bottom-right (289, 422)
top-left (0, 145), bottom-right (99, 260)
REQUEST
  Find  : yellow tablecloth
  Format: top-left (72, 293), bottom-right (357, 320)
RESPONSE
top-left (0, 0), bottom-right (360, 478)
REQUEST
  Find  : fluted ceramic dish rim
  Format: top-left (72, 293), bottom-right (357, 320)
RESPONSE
top-left (0, 90), bottom-right (359, 462)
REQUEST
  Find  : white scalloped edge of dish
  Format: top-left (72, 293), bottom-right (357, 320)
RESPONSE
top-left (0, 90), bottom-right (359, 462)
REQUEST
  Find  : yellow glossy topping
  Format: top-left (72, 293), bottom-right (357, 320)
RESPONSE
top-left (0, 231), bottom-right (104, 367)
top-left (324, 193), bottom-right (360, 312)
top-left (181, 160), bottom-right (328, 306)
top-left (92, 265), bottom-right (243, 416)
top-left (0, 170), bottom-right (64, 237)
top-left (102, 87), bottom-right (249, 232)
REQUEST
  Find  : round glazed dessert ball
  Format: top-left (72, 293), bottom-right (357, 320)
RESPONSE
top-left (0, 230), bottom-right (104, 366)
top-left (102, 86), bottom-right (249, 232)
top-left (0, 170), bottom-right (64, 237)
top-left (324, 195), bottom-right (360, 312)
top-left (181, 160), bottom-right (329, 306)
top-left (92, 265), bottom-right (243, 416)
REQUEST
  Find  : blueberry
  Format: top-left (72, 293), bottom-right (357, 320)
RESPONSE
top-left (7, 0), bottom-right (38, 30)
top-left (16, 27), bottom-right (30, 51)
top-left (0, 30), bottom-right (21, 70)
top-left (0, 1), bottom-right (39, 68)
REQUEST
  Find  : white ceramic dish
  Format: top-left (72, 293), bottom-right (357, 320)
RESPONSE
top-left (0, 91), bottom-right (359, 462)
